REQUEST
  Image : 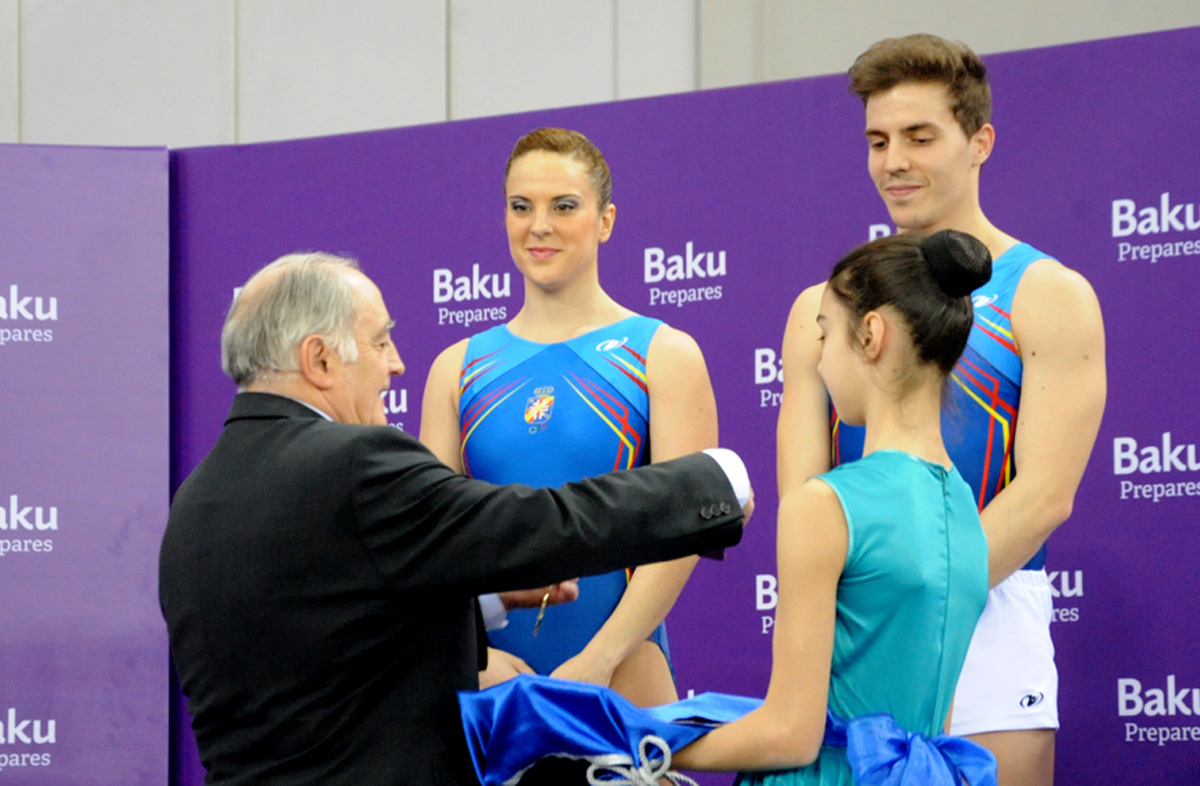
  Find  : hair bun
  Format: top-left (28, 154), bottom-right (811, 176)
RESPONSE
top-left (921, 230), bottom-right (992, 298)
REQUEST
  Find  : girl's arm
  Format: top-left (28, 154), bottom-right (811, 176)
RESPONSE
top-left (674, 479), bottom-right (846, 771)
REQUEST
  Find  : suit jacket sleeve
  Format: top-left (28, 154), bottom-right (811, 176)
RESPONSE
top-left (349, 427), bottom-right (743, 596)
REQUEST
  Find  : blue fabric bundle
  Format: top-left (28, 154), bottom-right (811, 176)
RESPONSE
top-left (458, 675), bottom-right (760, 784)
top-left (459, 676), bottom-right (997, 785)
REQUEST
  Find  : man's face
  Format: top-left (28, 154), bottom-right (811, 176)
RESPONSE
top-left (330, 272), bottom-right (404, 426)
top-left (864, 82), bottom-right (988, 234)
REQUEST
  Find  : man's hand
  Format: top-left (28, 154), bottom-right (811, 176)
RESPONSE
top-left (498, 580), bottom-right (579, 610)
top-left (479, 647), bottom-right (534, 689)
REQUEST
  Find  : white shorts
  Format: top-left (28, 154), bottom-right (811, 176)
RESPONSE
top-left (949, 569), bottom-right (1059, 736)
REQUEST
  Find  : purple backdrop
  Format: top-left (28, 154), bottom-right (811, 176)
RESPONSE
top-left (170, 27), bottom-right (1200, 784)
top-left (1, 144), bottom-right (169, 783)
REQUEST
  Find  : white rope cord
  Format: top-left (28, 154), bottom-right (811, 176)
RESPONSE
top-left (584, 735), bottom-right (699, 786)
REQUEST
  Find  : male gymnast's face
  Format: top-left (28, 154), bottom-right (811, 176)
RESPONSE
top-left (863, 81), bottom-right (987, 236)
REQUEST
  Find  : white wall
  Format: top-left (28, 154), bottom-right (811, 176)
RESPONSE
top-left (1, 0), bottom-right (17, 142)
top-left (17, 0), bottom-right (235, 147)
top-left (237, 0), bottom-right (446, 143)
top-left (699, 1), bottom-right (1200, 88)
top-left (1, 0), bottom-right (1196, 148)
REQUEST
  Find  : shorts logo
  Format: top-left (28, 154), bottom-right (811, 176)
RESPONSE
top-left (972, 294), bottom-right (997, 309)
top-left (524, 388), bottom-right (555, 425)
top-left (596, 337), bottom-right (627, 353)
top-left (1020, 692), bottom-right (1045, 709)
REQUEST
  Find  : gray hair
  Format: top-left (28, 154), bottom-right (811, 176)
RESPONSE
top-left (221, 252), bottom-right (362, 387)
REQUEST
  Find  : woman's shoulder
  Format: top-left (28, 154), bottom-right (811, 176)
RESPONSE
top-left (428, 336), bottom-right (472, 374)
top-left (644, 321), bottom-right (714, 395)
top-left (645, 319), bottom-right (703, 358)
top-left (458, 322), bottom-right (514, 358)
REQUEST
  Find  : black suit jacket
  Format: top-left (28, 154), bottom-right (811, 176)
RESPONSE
top-left (160, 393), bottom-right (742, 785)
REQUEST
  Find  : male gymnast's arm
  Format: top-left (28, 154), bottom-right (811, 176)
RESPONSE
top-left (979, 259), bottom-right (1106, 586)
top-left (777, 284), bottom-right (834, 498)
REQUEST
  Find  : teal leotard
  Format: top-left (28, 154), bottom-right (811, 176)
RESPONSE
top-left (738, 451), bottom-right (988, 785)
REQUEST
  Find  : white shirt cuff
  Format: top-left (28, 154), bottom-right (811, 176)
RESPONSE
top-left (702, 448), bottom-right (750, 509)
top-left (478, 593), bottom-right (508, 631)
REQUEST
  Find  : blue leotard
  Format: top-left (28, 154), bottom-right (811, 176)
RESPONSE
top-left (833, 243), bottom-right (1048, 569)
top-left (459, 315), bottom-right (668, 675)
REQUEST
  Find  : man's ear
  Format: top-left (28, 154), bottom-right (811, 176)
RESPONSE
top-left (971, 123), bottom-right (995, 167)
top-left (861, 311), bottom-right (886, 362)
top-left (299, 335), bottom-right (337, 390)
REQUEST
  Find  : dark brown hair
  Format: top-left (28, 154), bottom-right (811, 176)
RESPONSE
top-left (848, 34), bottom-right (991, 138)
top-left (828, 230), bottom-right (992, 377)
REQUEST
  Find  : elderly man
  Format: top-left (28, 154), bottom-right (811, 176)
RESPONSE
top-left (160, 252), bottom-right (749, 786)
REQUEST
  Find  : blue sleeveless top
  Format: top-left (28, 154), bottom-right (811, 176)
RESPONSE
top-left (833, 243), bottom-right (1049, 569)
top-left (737, 451), bottom-right (989, 786)
top-left (459, 315), bottom-right (666, 674)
